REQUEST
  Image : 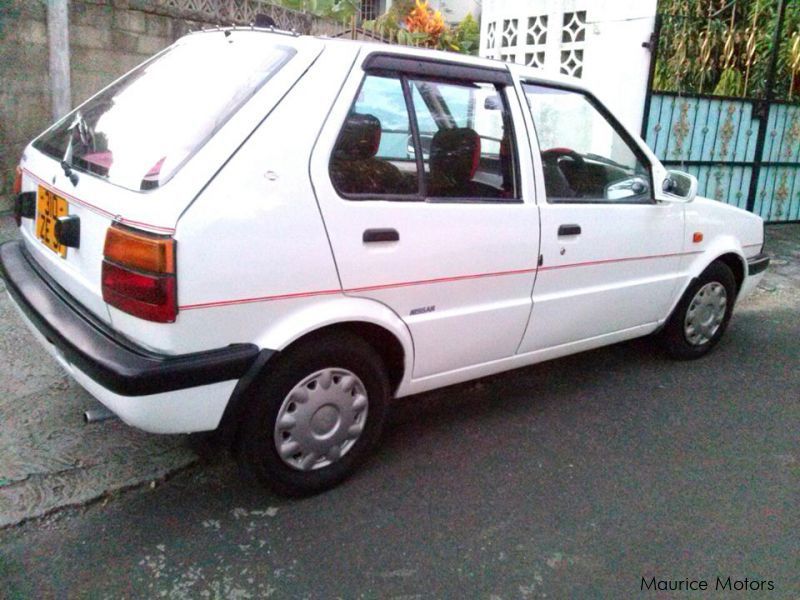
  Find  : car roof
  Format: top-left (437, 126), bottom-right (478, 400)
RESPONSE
top-left (189, 26), bottom-right (588, 91)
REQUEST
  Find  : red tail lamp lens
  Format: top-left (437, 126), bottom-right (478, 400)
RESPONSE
top-left (102, 262), bottom-right (177, 323)
top-left (102, 225), bottom-right (177, 323)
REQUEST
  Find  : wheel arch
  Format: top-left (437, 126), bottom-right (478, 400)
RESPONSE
top-left (216, 296), bottom-right (414, 443)
top-left (685, 236), bottom-right (746, 287)
top-left (662, 239), bottom-right (747, 327)
top-left (254, 296), bottom-right (413, 388)
top-left (278, 321), bottom-right (406, 394)
top-left (715, 252), bottom-right (746, 294)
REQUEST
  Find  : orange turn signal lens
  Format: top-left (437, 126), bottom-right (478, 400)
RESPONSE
top-left (692, 232), bottom-right (704, 243)
top-left (12, 166), bottom-right (22, 195)
top-left (103, 225), bottom-right (175, 274)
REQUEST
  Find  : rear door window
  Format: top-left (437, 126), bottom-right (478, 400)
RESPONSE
top-left (409, 78), bottom-right (516, 199)
top-left (329, 75), bottom-right (419, 197)
top-left (330, 70), bottom-right (519, 201)
top-left (33, 33), bottom-right (295, 192)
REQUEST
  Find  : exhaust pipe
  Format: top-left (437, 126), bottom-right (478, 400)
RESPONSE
top-left (84, 406), bottom-right (117, 424)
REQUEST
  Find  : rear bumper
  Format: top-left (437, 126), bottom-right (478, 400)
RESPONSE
top-left (0, 239), bottom-right (261, 397)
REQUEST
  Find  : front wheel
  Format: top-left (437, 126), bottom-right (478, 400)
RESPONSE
top-left (659, 260), bottom-right (737, 360)
top-left (236, 332), bottom-right (390, 496)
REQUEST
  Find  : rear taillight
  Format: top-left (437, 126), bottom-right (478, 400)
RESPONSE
top-left (102, 224), bottom-right (177, 323)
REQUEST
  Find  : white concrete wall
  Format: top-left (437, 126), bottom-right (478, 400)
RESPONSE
top-left (480, 0), bottom-right (657, 134)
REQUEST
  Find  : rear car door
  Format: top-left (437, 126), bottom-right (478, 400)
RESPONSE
top-left (516, 79), bottom-right (686, 353)
top-left (311, 53), bottom-right (540, 379)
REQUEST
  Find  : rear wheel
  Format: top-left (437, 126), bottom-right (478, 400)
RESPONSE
top-left (660, 260), bottom-right (737, 359)
top-left (236, 332), bottom-right (390, 496)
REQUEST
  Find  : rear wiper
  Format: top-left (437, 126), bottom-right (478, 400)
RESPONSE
top-left (60, 160), bottom-right (78, 186)
top-left (60, 111), bottom-right (96, 186)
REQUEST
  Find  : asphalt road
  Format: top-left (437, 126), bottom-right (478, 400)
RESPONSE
top-left (1, 228), bottom-right (798, 598)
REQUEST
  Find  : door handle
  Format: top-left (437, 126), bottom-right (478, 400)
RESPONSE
top-left (363, 228), bottom-right (399, 243)
top-left (558, 224), bottom-right (581, 236)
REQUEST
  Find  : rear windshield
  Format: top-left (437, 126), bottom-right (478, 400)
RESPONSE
top-left (34, 32), bottom-right (294, 191)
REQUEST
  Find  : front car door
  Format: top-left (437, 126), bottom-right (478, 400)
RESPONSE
top-left (311, 52), bottom-right (540, 381)
top-left (513, 75), bottom-right (686, 353)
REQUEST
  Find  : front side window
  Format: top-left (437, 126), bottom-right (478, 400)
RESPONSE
top-left (330, 72), bottom-right (518, 201)
top-left (523, 83), bottom-right (651, 203)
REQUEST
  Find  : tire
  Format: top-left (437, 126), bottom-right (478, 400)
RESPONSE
top-left (236, 332), bottom-right (390, 497)
top-left (659, 260), bottom-right (737, 360)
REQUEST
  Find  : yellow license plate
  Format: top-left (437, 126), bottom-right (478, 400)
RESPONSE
top-left (36, 187), bottom-right (68, 258)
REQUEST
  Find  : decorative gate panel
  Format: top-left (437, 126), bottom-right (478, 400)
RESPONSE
top-left (642, 0), bottom-right (800, 223)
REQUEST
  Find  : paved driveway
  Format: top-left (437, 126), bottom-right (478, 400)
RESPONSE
top-left (0, 218), bottom-right (195, 528)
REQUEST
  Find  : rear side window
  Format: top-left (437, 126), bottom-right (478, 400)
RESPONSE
top-left (409, 78), bottom-right (516, 199)
top-left (330, 72), bottom-right (519, 201)
top-left (329, 75), bottom-right (418, 196)
top-left (33, 32), bottom-right (294, 192)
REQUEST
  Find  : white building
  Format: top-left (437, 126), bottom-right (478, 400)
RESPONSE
top-left (480, 0), bottom-right (657, 133)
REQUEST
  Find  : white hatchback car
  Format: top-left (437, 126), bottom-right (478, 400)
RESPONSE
top-left (1, 29), bottom-right (769, 495)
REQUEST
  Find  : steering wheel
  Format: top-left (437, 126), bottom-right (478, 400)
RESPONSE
top-left (541, 147), bottom-right (585, 166)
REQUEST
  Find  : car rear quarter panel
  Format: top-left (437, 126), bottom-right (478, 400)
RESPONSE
top-left (153, 41), bottom-right (412, 378)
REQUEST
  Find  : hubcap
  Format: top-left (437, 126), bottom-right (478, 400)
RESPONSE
top-left (684, 282), bottom-right (727, 346)
top-left (273, 368), bottom-right (368, 471)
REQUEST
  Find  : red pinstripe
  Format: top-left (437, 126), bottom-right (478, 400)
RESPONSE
top-left (180, 250), bottom-right (705, 311)
top-left (538, 250), bottom-right (704, 272)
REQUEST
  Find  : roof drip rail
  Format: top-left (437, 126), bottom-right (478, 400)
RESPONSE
top-left (187, 25), bottom-right (302, 38)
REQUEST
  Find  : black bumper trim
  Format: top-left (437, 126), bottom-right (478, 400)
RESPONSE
top-left (0, 240), bottom-right (263, 396)
top-left (747, 252), bottom-right (770, 276)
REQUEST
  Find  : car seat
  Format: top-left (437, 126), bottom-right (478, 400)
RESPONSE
top-left (428, 128), bottom-right (497, 198)
top-left (330, 113), bottom-right (407, 196)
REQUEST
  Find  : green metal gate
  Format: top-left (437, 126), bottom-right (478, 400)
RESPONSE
top-left (641, 0), bottom-right (800, 222)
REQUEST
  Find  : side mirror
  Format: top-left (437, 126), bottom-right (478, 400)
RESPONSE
top-left (661, 170), bottom-right (697, 203)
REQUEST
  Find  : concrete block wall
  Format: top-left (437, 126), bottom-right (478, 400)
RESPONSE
top-left (0, 0), bottom-right (198, 212)
top-left (0, 1), bottom-right (50, 210)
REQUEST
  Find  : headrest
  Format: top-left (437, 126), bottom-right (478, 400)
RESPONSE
top-left (333, 113), bottom-right (382, 160)
top-left (430, 128), bottom-right (481, 185)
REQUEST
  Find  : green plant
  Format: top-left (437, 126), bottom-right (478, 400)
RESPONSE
top-left (653, 0), bottom-right (799, 100)
top-left (276, 0), bottom-right (358, 21)
top-left (713, 67), bottom-right (744, 96)
top-left (454, 12), bottom-right (480, 55)
top-left (363, 0), bottom-right (479, 54)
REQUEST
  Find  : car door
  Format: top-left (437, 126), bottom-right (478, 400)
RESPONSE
top-left (515, 79), bottom-right (686, 353)
top-left (310, 53), bottom-right (540, 379)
